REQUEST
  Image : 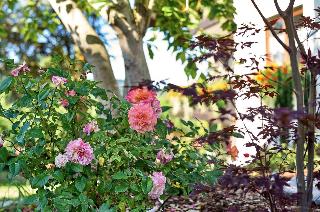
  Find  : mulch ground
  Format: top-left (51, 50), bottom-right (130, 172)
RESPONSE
top-left (162, 187), bottom-right (320, 211)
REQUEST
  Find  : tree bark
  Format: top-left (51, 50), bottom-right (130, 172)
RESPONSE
top-left (114, 26), bottom-right (151, 95)
top-left (48, 0), bottom-right (120, 96)
top-left (88, 0), bottom-right (153, 96)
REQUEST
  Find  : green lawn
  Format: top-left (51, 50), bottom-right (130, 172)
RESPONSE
top-left (0, 171), bottom-right (35, 209)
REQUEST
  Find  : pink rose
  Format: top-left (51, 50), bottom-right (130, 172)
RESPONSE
top-left (52, 76), bottom-right (67, 86)
top-left (66, 90), bottom-right (76, 96)
top-left (126, 86), bottom-right (156, 104)
top-left (65, 138), bottom-right (94, 165)
top-left (128, 103), bottom-right (157, 133)
top-left (151, 99), bottom-right (162, 118)
top-left (11, 69), bottom-right (20, 77)
top-left (149, 172), bottom-right (166, 199)
top-left (83, 121), bottom-right (100, 135)
top-left (55, 153), bottom-right (69, 168)
top-left (156, 150), bottom-right (173, 164)
top-left (10, 62), bottom-right (30, 77)
top-left (60, 99), bottom-right (69, 107)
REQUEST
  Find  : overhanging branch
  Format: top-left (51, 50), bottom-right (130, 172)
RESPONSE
top-left (251, 0), bottom-right (291, 53)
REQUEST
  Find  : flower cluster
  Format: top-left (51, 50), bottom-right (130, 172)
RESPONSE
top-left (66, 90), bottom-right (76, 96)
top-left (148, 172), bottom-right (166, 200)
top-left (126, 87), bottom-right (162, 133)
top-left (83, 121), bottom-right (100, 135)
top-left (55, 138), bottom-right (94, 167)
top-left (52, 76), bottom-right (68, 86)
top-left (156, 149), bottom-right (173, 164)
top-left (60, 99), bottom-right (69, 108)
top-left (55, 153), bottom-right (69, 168)
top-left (11, 62), bottom-right (30, 77)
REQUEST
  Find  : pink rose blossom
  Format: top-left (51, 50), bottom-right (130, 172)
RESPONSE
top-left (156, 150), bottom-right (173, 164)
top-left (55, 153), bottom-right (69, 168)
top-left (83, 121), bottom-right (100, 135)
top-left (60, 99), bottom-right (69, 107)
top-left (66, 90), bottom-right (76, 96)
top-left (149, 172), bottom-right (166, 199)
top-left (65, 138), bottom-right (94, 165)
top-left (126, 87), bottom-right (156, 104)
top-left (151, 99), bottom-right (162, 118)
top-left (10, 62), bottom-right (30, 77)
top-left (128, 103), bottom-right (157, 133)
top-left (11, 69), bottom-right (20, 77)
top-left (52, 76), bottom-right (68, 86)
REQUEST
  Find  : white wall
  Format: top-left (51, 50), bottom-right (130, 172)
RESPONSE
top-left (232, 0), bottom-right (306, 164)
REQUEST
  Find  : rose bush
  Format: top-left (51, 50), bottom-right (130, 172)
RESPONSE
top-left (0, 58), bottom-right (221, 211)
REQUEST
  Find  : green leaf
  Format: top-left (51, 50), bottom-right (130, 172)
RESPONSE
top-left (99, 203), bottom-right (115, 212)
top-left (70, 163), bottom-right (83, 173)
top-left (233, 132), bottom-right (244, 138)
top-left (0, 148), bottom-right (9, 162)
top-left (147, 44), bottom-right (154, 59)
top-left (16, 121), bottom-right (30, 145)
top-left (29, 128), bottom-right (44, 138)
top-left (75, 176), bottom-right (86, 192)
top-left (53, 170), bottom-right (64, 182)
top-left (23, 195), bottom-right (38, 205)
top-left (156, 121), bottom-right (167, 138)
top-left (141, 177), bottom-right (153, 194)
top-left (115, 184), bottom-right (128, 193)
top-left (8, 162), bottom-right (21, 179)
top-left (112, 171), bottom-right (128, 180)
top-left (31, 174), bottom-right (50, 187)
top-left (0, 77), bottom-right (13, 93)
top-left (161, 106), bottom-right (172, 113)
top-left (38, 87), bottom-right (52, 101)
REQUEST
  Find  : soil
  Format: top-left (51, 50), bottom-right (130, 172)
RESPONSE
top-left (162, 188), bottom-right (320, 212)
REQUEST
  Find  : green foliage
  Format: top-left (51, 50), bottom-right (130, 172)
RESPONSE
top-left (0, 58), bottom-right (221, 210)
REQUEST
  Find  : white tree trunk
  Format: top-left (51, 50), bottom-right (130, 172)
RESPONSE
top-left (88, 0), bottom-right (152, 95)
top-left (48, 0), bottom-right (120, 96)
top-left (116, 29), bottom-right (151, 95)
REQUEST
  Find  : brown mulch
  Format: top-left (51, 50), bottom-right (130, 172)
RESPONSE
top-left (162, 188), bottom-right (320, 211)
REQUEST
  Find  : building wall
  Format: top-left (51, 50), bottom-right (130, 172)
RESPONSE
top-left (232, 0), bottom-right (318, 164)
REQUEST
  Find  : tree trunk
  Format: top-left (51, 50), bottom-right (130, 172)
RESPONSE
top-left (115, 28), bottom-right (151, 95)
top-left (88, 0), bottom-right (153, 96)
top-left (284, 14), bottom-right (307, 211)
top-left (48, 0), bottom-right (120, 96)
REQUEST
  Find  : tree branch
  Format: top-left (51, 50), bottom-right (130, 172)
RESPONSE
top-left (134, 0), bottom-right (155, 36)
top-left (274, 0), bottom-right (285, 17)
top-left (287, 0), bottom-right (295, 12)
top-left (250, 0), bottom-right (291, 53)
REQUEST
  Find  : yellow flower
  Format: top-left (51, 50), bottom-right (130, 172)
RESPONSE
top-left (98, 157), bottom-right (105, 166)
top-left (172, 181), bottom-right (181, 188)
